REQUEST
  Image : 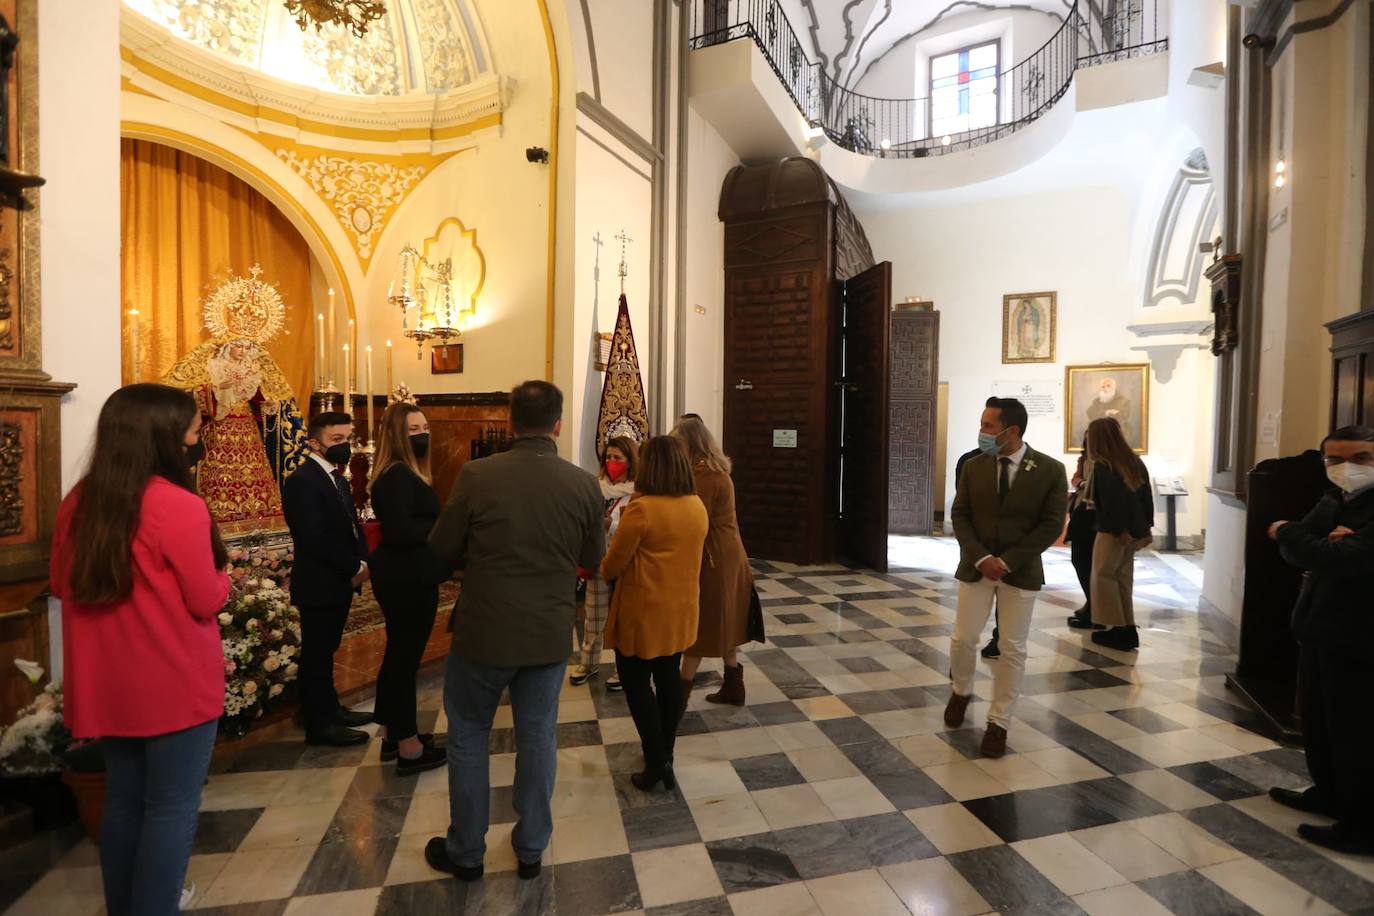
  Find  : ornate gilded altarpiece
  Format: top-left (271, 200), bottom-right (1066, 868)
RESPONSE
top-left (0, 0), bottom-right (73, 722)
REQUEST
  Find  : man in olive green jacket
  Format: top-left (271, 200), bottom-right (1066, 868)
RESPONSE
top-left (945, 397), bottom-right (1067, 758)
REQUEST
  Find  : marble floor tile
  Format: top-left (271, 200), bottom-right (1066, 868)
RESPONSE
top-left (772, 821), bottom-right (871, 880)
top-left (1019, 747), bottom-right (1110, 784)
top-left (752, 783), bottom-right (836, 831)
top-left (904, 802), bottom-right (1005, 855)
top-left (198, 846), bottom-right (320, 907)
top-left (281, 888), bottom-right (382, 916)
top-left (731, 753), bottom-right (806, 791)
top-left (549, 811), bottom-right (629, 864)
top-left (7, 865), bottom-right (108, 916)
top-left (1072, 882), bottom-right (1176, 916)
top-left (1199, 857), bottom-right (1340, 916)
top-left (631, 843), bottom-right (725, 908)
top-left (551, 854), bottom-right (642, 916)
top-left (923, 761), bottom-right (1010, 801)
top-left (810, 775), bottom-right (896, 820)
top-left (620, 799), bottom-right (702, 852)
top-left (675, 761), bottom-right (749, 801)
top-left (880, 855), bottom-right (992, 916)
top-left (1126, 813), bottom-right (1244, 868)
top-left (972, 754), bottom-right (1061, 792)
top-left (805, 868), bottom-right (910, 916)
top-left (1068, 822), bottom-right (1187, 881)
top-left (841, 811), bottom-right (939, 867)
top-left (946, 844), bottom-right (1068, 911)
top-left (724, 882), bottom-right (821, 916)
top-left (1010, 833), bottom-right (1129, 896)
top-left (793, 695), bottom-right (855, 721)
top-left (705, 833), bottom-right (802, 894)
top-left (785, 744), bottom-right (863, 782)
top-left (689, 793), bottom-right (771, 842)
top-left (1118, 768), bottom-right (1223, 811)
top-left (961, 785), bottom-right (1121, 842)
top-left (1137, 869), bottom-right (1259, 916)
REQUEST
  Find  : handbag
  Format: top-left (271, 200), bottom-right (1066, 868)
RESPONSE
top-left (746, 585), bottom-right (766, 644)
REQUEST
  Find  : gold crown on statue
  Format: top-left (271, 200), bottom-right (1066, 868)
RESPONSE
top-left (203, 266), bottom-right (286, 344)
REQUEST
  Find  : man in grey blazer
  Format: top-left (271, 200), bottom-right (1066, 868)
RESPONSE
top-left (945, 397), bottom-right (1067, 757)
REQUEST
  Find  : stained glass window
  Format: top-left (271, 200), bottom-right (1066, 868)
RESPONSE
top-left (929, 41), bottom-right (999, 137)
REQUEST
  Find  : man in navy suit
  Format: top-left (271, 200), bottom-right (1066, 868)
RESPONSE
top-left (283, 411), bottom-right (372, 746)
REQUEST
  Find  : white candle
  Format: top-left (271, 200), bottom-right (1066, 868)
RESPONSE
top-left (327, 288), bottom-right (336, 387)
top-left (365, 345), bottom-right (374, 442)
top-left (385, 339), bottom-right (393, 399)
top-left (315, 313), bottom-right (325, 390)
top-left (348, 318), bottom-right (357, 392)
top-left (342, 342), bottom-right (351, 412)
top-left (128, 308), bottom-right (140, 384)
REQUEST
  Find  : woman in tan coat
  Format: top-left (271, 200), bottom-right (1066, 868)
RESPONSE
top-left (673, 416), bottom-right (755, 707)
top-left (601, 436), bottom-right (709, 791)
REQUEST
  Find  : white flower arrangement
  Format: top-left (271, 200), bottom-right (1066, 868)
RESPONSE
top-left (0, 684), bottom-right (71, 777)
top-left (219, 545), bottom-right (302, 736)
top-left (1023, 458), bottom-right (1038, 472)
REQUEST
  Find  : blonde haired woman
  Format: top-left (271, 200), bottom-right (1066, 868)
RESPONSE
top-left (672, 415), bottom-right (755, 707)
top-left (368, 403), bottom-right (447, 775)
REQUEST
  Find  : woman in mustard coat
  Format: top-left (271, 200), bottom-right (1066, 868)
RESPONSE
top-left (601, 436), bottom-right (708, 791)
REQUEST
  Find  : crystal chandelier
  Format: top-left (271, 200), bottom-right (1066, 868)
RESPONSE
top-left (283, 0), bottom-right (388, 39)
top-left (388, 243), bottom-right (465, 356)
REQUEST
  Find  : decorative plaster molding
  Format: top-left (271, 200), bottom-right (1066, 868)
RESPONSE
top-left (1126, 320), bottom-right (1215, 338)
top-left (1143, 149), bottom-right (1219, 309)
top-left (277, 150), bottom-right (427, 264)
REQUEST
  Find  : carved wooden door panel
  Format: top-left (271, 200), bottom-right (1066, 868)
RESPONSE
top-left (889, 311), bottom-right (939, 534)
top-left (723, 270), bottom-right (822, 563)
top-left (837, 261), bottom-right (891, 572)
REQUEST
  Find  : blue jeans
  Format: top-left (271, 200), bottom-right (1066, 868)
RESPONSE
top-left (444, 654), bottom-right (566, 867)
top-left (100, 718), bottom-right (218, 916)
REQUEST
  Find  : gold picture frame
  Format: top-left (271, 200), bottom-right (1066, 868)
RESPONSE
top-left (1064, 363), bottom-right (1150, 454)
top-left (1001, 292), bottom-right (1056, 364)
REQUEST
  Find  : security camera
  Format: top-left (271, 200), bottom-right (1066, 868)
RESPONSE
top-left (525, 146), bottom-right (549, 164)
top-left (1241, 33), bottom-right (1272, 50)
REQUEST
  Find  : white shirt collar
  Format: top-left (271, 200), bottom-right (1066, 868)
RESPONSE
top-left (1003, 442), bottom-right (1029, 465)
top-left (309, 451), bottom-right (338, 475)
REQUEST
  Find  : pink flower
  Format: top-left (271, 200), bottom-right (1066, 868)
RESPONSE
top-left (228, 549), bottom-right (244, 561)
top-left (225, 661), bottom-right (237, 674)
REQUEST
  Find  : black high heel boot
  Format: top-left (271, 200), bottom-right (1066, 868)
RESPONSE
top-left (1091, 625), bottom-right (1139, 650)
top-left (631, 765), bottom-right (676, 792)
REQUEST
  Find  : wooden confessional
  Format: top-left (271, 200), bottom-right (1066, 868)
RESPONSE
top-left (718, 158), bottom-right (938, 571)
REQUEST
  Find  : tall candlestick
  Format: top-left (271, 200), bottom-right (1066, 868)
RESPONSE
top-left (365, 346), bottom-right (375, 443)
top-left (327, 288), bottom-right (336, 387)
top-left (385, 339), bottom-right (393, 399)
top-left (342, 343), bottom-right (351, 413)
top-left (127, 308), bottom-right (140, 384)
top-left (315, 313), bottom-right (325, 390)
top-left (348, 318), bottom-right (357, 393)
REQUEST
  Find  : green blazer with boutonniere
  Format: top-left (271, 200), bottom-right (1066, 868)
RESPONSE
top-left (951, 447), bottom-right (1069, 591)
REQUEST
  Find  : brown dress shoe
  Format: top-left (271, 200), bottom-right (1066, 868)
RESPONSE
top-left (981, 723), bottom-right (1008, 758)
top-left (944, 692), bottom-right (971, 727)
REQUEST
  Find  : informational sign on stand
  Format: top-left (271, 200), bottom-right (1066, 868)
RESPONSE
top-left (772, 429), bottom-right (798, 448)
top-left (991, 380), bottom-right (1059, 418)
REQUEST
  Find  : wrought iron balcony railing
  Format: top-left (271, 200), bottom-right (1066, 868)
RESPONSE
top-left (690, 0), bottom-right (1168, 158)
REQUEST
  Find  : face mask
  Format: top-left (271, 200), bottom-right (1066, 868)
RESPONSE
top-left (977, 430), bottom-right (1005, 456)
top-left (1328, 462), bottom-right (1374, 494)
top-left (605, 459), bottom-right (628, 482)
top-left (409, 433), bottom-right (430, 458)
top-left (323, 442), bottom-right (352, 466)
top-left (185, 440), bottom-right (205, 467)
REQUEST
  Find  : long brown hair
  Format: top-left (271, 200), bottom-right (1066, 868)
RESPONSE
top-left (635, 436), bottom-right (697, 497)
top-left (1086, 417), bottom-right (1147, 490)
top-left (368, 402), bottom-right (431, 489)
top-left (64, 383), bottom-right (228, 603)
top-left (671, 415), bottom-right (731, 474)
top-left (599, 435), bottom-right (640, 482)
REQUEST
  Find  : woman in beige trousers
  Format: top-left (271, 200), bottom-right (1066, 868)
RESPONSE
top-left (1085, 417), bottom-right (1154, 651)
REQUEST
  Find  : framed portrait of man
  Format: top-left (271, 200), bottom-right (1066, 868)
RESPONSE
top-left (1002, 292), bottom-right (1056, 363)
top-left (1064, 363), bottom-right (1149, 453)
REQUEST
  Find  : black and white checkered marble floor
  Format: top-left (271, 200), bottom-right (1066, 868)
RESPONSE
top-left (13, 538), bottom-right (1374, 915)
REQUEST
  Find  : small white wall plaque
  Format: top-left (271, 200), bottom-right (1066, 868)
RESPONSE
top-left (773, 429), bottom-right (798, 448)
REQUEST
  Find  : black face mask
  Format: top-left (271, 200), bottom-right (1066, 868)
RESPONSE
top-left (323, 442), bottom-right (352, 466)
top-left (409, 433), bottom-right (431, 458)
top-left (186, 440), bottom-right (205, 468)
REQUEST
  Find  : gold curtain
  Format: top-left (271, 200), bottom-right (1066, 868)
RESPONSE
top-left (120, 139), bottom-right (315, 399)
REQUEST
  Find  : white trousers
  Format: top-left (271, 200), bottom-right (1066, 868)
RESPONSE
top-left (949, 579), bottom-right (1037, 729)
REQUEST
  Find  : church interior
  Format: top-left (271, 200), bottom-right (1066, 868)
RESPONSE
top-left (2, 0), bottom-right (1372, 912)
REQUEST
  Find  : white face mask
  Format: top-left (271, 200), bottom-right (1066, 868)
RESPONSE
top-left (1327, 462), bottom-right (1374, 494)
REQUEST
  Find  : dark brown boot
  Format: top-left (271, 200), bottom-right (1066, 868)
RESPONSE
top-left (981, 723), bottom-right (1008, 758)
top-left (706, 663), bottom-right (746, 706)
top-left (943, 692), bottom-right (971, 727)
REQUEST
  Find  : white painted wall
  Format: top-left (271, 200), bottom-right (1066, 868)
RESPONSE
top-left (40, 0), bottom-right (124, 680)
top-left (681, 109), bottom-right (738, 436)
top-left (584, 0), bottom-right (655, 140)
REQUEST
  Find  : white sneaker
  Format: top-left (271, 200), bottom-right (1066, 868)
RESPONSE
top-left (606, 675), bottom-right (623, 692)
top-left (569, 666), bottom-right (598, 686)
top-left (179, 882), bottom-right (195, 910)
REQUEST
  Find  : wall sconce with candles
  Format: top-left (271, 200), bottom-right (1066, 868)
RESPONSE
top-left (387, 217), bottom-right (486, 369)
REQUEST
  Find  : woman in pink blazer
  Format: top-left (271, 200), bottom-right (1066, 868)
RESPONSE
top-left (51, 383), bottom-right (231, 916)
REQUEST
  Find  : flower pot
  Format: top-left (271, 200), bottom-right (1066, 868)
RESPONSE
top-left (60, 768), bottom-right (106, 845)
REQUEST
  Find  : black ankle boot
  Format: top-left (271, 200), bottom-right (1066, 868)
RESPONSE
top-left (1091, 626), bottom-right (1139, 650)
top-left (631, 765), bottom-right (676, 792)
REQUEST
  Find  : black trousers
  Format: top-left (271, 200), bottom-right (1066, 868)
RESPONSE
top-left (298, 601), bottom-right (351, 734)
top-left (615, 651), bottom-right (683, 770)
top-left (372, 577), bottom-right (439, 739)
top-left (1068, 508), bottom-right (1096, 614)
top-left (1300, 644), bottom-right (1374, 835)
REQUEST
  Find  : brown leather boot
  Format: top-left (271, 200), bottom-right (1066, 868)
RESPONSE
top-left (981, 723), bottom-right (1008, 758)
top-left (706, 663), bottom-right (746, 706)
top-left (943, 692), bottom-right (971, 727)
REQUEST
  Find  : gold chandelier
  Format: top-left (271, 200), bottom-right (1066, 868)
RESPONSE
top-left (283, 0), bottom-right (387, 38)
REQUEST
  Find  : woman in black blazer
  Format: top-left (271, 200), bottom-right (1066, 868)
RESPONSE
top-left (368, 403), bottom-right (447, 775)
top-left (1084, 417), bottom-right (1155, 652)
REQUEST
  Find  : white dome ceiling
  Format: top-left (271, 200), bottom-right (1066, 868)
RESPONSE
top-left (122, 0), bottom-right (489, 96)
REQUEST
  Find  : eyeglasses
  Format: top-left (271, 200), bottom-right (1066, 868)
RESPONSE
top-left (1323, 453), bottom-right (1374, 467)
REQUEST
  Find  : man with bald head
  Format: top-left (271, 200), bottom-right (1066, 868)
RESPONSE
top-left (1086, 377), bottom-right (1132, 443)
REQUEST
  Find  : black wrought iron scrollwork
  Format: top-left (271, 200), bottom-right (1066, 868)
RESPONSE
top-left (687, 0), bottom-right (1167, 159)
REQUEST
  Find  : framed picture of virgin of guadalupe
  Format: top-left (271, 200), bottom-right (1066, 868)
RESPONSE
top-left (1001, 292), bottom-right (1056, 364)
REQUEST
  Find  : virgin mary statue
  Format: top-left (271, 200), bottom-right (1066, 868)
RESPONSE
top-left (163, 267), bottom-right (309, 528)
